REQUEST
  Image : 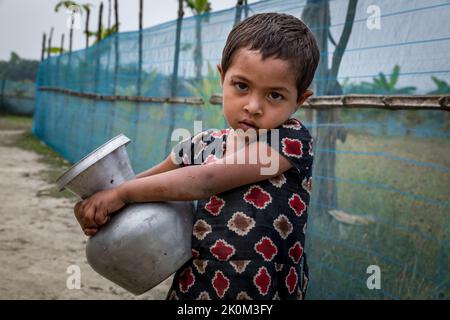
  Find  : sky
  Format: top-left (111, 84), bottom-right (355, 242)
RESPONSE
top-left (0, 0), bottom-right (259, 61)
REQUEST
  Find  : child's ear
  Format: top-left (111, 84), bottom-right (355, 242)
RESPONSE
top-left (217, 64), bottom-right (225, 85)
top-left (296, 89), bottom-right (313, 110)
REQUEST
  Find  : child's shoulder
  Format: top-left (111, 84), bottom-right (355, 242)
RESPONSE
top-left (191, 128), bottom-right (230, 144)
top-left (276, 117), bottom-right (312, 141)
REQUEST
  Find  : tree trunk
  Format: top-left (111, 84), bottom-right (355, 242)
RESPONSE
top-left (41, 33), bottom-right (46, 61)
top-left (69, 11), bottom-right (74, 60)
top-left (85, 8), bottom-right (90, 48)
top-left (234, 0), bottom-right (244, 26)
top-left (108, 0), bottom-right (112, 30)
top-left (137, 0), bottom-right (143, 96)
top-left (244, 0), bottom-right (249, 18)
top-left (302, 0), bottom-right (335, 220)
top-left (56, 33), bottom-right (64, 86)
top-left (165, 0), bottom-right (184, 156)
top-left (115, 0), bottom-right (119, 32)
top-left (60, 33), bottom-right (65, 53)
top-left (47, 27), bottom-right (54, 59)
top-left (302, 0), bottom-right (358, 221)
top-left (92, 2), bottom-right (104, 141)
top-left (113, 0), bottom-right (119, 95)
top-left (132, 0), bottom-right (144, 155)
top-left (194, 17), bottom-right (203, 83)
top-left (97, 2), bottom-right (103, 43)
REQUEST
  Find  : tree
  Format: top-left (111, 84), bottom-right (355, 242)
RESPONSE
top-left (0, 52), bottom-right (39, 82)
top-left (54, 1), bottom-right (80, 54)
top-left (301, 0), bottom-right (358, 218)
top-left (234, 0), bottom-right (249, 26)
top-left (165, 0), bottom-right (185, 156)
top-left (185, 0), bottom-right (212, 82)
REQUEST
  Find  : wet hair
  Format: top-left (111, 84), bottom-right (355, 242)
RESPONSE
top-left (221, 13), bottom-right (320, 95)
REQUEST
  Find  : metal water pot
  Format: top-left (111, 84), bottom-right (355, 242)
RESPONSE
top-left (56, 134), bottom-right (194, 295)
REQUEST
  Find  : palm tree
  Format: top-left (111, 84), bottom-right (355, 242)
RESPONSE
top-left (54, 1), bottom-right (80, 55)
top-left (185, 0), bottom-right (212, 82)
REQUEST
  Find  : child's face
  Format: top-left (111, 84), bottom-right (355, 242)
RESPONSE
top-left (218, 48), bottom-right (312, 132)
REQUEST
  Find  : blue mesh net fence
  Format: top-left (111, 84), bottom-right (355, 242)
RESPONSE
top-left (32, 0), bottom-right (449, 299)
top-left (0, 80), bottom-right (35, 115)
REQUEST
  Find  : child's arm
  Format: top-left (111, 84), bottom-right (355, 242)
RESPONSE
top-left (74, 141), bottom-right (292, 235)
top-left (120, 141), bottom-right (292, 202)
top-left (134, 154), bottom-right (179, 179)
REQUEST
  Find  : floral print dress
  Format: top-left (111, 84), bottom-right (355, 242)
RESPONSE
top-left (167, 118), bottom-right (313, 300)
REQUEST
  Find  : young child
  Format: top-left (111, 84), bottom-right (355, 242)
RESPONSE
top-left (74, 12), bottom-right (320, 300)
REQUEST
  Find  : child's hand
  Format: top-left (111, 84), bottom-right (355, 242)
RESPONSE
top-left (74, 188), bottom-right (125, 236)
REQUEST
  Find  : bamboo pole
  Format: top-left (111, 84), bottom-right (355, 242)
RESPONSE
top-left (41, 33), bottom-right (46, 61)
top-left (47, 27), bottom-right (54, 58)
top-left (209, 94), bottom-right (450, 111)
top-left (38, 86), bottom-right (204, 105)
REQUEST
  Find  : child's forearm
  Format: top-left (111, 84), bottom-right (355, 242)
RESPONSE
top-left (135, 155), bottom-right (179, 179)
top-left (135, 165), bottom-right (165, 179)
top-left (118, 165), bottom-right (214, 203)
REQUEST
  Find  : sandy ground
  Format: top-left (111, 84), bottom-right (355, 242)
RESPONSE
top-left (0, 129), bottom-right (172, 299)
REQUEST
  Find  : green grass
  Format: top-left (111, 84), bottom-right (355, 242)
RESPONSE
top-left (307, 132), bottom-right (449, 300)
top-left (0, 114), bottom-right (33, 129)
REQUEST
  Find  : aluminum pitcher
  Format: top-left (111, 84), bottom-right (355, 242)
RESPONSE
top-left (56, 134), bottom-right (194, 295)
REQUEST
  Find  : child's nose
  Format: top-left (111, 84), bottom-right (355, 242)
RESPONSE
top-left (244, 95), bottom-right (264, 116)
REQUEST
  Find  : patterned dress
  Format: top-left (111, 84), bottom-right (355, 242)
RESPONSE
top-left (167, 118), bottom-right (313, 300)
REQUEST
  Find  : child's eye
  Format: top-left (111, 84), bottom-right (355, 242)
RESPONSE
top-left (269, 92), bottom-right (283, 101)
top-left (234, 82), bottom-right (248, 92)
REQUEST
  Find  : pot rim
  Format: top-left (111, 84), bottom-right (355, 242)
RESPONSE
top-left (56, 134), bottom-right (131, 192)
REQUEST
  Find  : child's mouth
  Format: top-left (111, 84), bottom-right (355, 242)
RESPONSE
top-left (238, 120), bottom-right (258, 132)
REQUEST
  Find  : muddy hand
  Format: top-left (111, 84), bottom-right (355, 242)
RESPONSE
top-left (74, 188), bottom-right (125, 236)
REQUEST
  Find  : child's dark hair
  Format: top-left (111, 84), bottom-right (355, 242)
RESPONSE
top-left (221, 13), bottom-right (320, 95)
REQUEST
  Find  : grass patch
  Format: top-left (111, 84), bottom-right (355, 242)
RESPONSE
top-left (0, 114), bottom-right (33, 130)
top-left (307, 132), bottom-right (449, 300)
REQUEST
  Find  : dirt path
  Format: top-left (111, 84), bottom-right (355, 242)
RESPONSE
top-left (0, 129), bottom-right (172, 299)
